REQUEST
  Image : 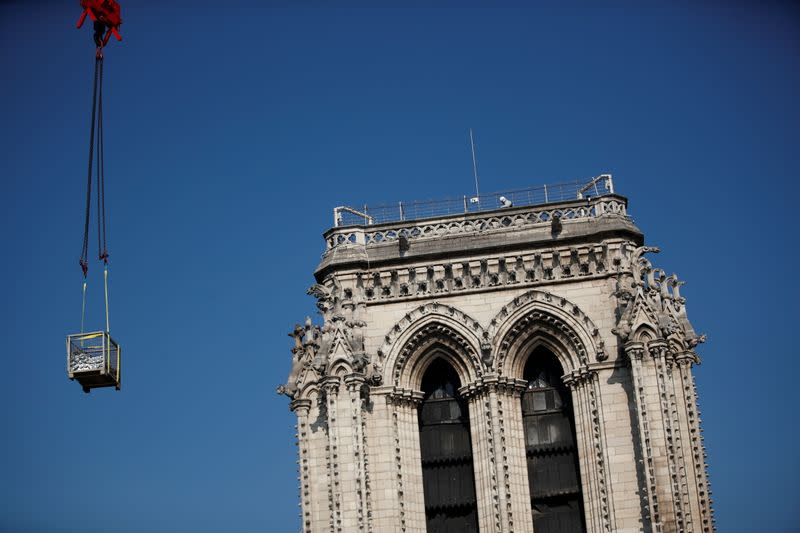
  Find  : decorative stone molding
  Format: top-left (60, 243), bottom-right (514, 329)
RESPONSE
top-left (615, 246), bottom-right (714, 533)
top-left (379, 290), bottom-right (607, 393)
top-left (351, 241), bottom-right (632, 305)
top-left (393, 322), bottom-right (484, 387)
top-left (324, 197), bottom-right (628, 251)
top-left (613, 246), bottom-right (704, 350)
top-left (377, 301), bottom-right (488, 361)
top-left (279, 276), bottom-right (382, 400)
top-left (488, 289), bottom-right (606, 364)
top-left (495, 307), bottom-right (590, 377)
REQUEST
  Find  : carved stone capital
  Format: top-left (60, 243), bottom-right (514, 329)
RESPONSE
top-left (624, 340), bottom-right (646, 361)
top-left (494, 376), bottom-right (529, 396)
top-left (290, 398), bottom-right (312, 416)
top-left (384, 386), bottom-right (424, 407)
top-left (320, 376), bottom-right (341, 394)
top-left (563, 366), bottom-right (596, 390)
top-left (458, 381), bottom-right (486, 400)
top-left (673, 350), bottom-right (700, 367)
top-left (344, 373), bottom-right (366, 392)
top-left (458, 374), bottom-right (527, 399)
top-left (647, 339), bottom-right (670, 360)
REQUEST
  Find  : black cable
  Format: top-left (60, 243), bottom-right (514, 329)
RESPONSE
top-left (95, 55), bottom-right (106, 262)
top-left (98, 57), bottom-right (107, 262)
top-left (81, 55), bottom-right (101, 277)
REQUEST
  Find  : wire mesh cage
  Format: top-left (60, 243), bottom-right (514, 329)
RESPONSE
top-left (67, 331), bottom-right (121, 393)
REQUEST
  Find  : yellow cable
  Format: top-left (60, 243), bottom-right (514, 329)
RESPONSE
top-left (80, 281), bottom-right (87, 334)
top-left (104, 267), bottom-right (110, 333)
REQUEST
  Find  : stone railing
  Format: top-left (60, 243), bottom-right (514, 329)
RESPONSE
top-left (323, 195), bottom-right (628, 251)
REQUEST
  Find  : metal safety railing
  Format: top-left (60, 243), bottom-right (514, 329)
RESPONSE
top-left (333, 175), bottom-right (614, 227)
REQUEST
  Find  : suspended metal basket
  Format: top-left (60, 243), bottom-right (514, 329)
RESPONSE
top-left (67, 331), bottom-right (121, 393)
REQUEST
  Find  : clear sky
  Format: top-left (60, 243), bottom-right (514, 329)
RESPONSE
top-left (1, 1), bottom-right (798, 531)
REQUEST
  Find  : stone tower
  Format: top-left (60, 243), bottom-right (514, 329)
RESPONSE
top-left (279, 176), bottom-right (713, 533)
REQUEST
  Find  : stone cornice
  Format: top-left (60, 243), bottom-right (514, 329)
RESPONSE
top-left (316, 205), bottom-right (643, 281)
top-left (320, 239), bottom-right (639, 304)
top-left (361, 271), bottom-right (616, 307)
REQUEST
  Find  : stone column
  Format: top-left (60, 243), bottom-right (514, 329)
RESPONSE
top-left (460, 388), bottom-right (500, 533)
top-left (372, 387), bottom-right (426, 533)
top-left (648, 341), bottom-right (684, 532)
top-left (459, 377), bottom-right (533, 533)
top-left (297, 388), bottom-right (333, 533)
top-left (625, 341), bottom-right (662, 533)
top-left (673, 352), bottom-right (714, 533)
top-left (361, 388), bottom-right (397, 532)
top-left (291, 398), bottom-right (314, 533)
top-left (320, 377), bottom-right (343, 533)
top-left (565, 372), bottom-right (599, 533)
top-left (495, 379), bottom-right (534, 533)
top-left (588, 369), bottom-right (616, 531)
top-left (343, 374), bottom-right (371, 532)
top-left (565, 368), bottom-right (615, 533)
top-left (463, 386), bottom-right (503, 533)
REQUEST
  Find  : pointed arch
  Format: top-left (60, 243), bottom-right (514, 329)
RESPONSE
top-left (293, 365), bottom-right (322, 401)
top-left (633, 324), bottom-right (658, 343)
top-left (378, 302), bottom-right (488, 360)
top-left (328, 357), bottom-right (355, 378)
top-left (380, 304), bottom-right (488, 390)
top-left (489, 290), bottom-right (604, 379)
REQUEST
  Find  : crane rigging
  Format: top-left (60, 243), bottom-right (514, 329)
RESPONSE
top-left (67, 0), bottom-right (123, 394)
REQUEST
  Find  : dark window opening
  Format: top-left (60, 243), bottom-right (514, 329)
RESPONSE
top-left (419, 358), bottom-right (480, 533)
top-left (522, 347), bottom-right (586, 533)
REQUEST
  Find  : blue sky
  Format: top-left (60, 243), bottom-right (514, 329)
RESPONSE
top-left (1, 1), bottom-right (798, 531)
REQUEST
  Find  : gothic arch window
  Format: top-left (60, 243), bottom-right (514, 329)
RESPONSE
top-left (418, 357), bottom-right (480, 533)
top-left (521, 346), bottom-right (586, 533)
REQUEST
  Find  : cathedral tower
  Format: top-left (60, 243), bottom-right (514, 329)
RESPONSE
top-left (279, 176), bottom-right (713, 533)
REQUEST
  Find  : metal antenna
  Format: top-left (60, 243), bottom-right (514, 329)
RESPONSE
top-left (469, 128), bottom-right (481, 202)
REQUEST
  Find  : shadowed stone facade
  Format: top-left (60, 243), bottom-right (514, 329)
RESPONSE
top-left (279, 191), bottom-right (713, 533)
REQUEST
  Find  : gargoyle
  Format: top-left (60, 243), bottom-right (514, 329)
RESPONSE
top-left (631, 246), bottom-right (660, 286)
top-left (307, 283), bottom-right (333, 315)
top-left (278, 324), bottom-right (308, 399)
top-left (688, 333), bottom-right (707, 348)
